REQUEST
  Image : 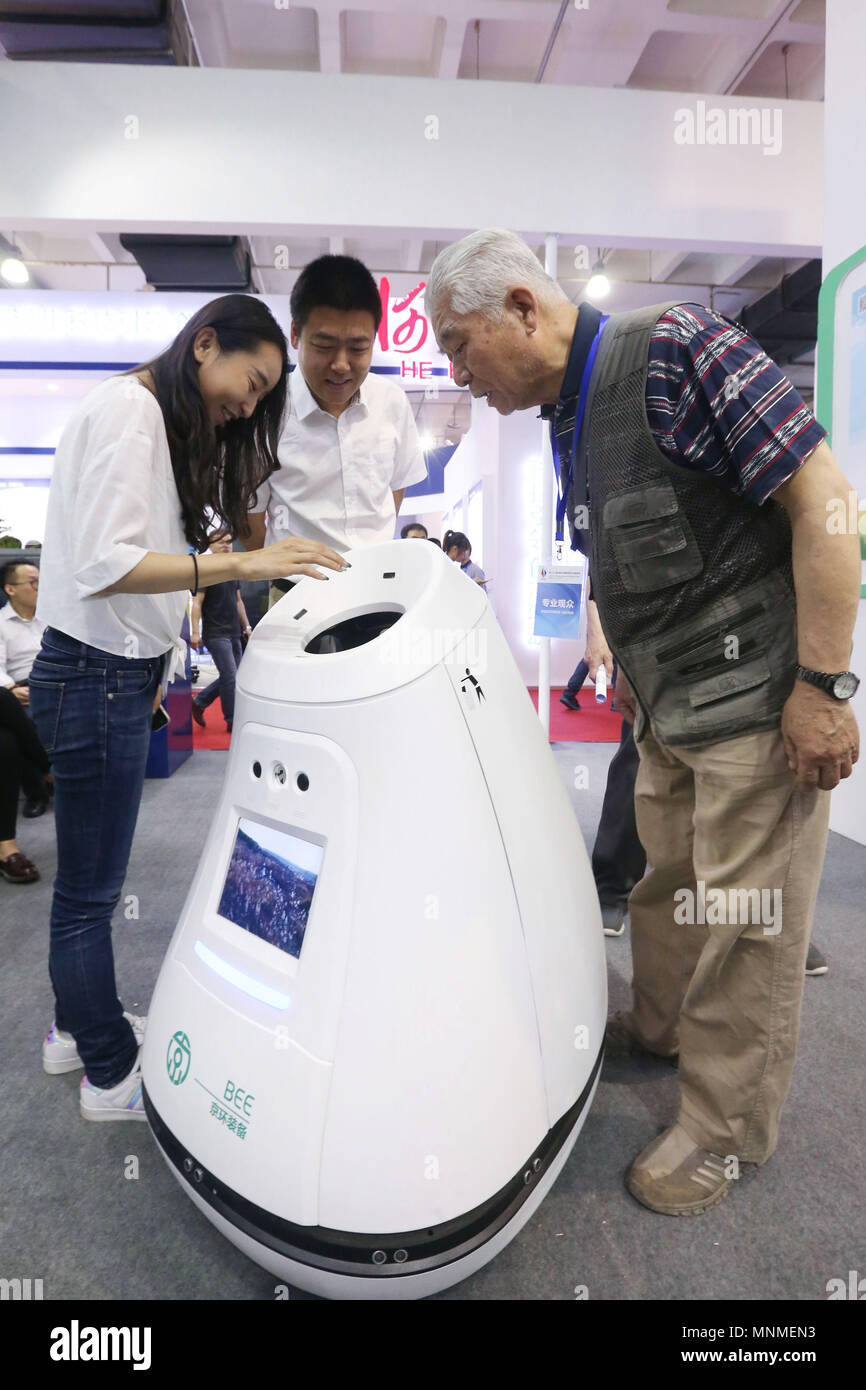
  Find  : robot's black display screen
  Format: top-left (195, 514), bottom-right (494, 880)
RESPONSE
top-left (217, 819), bottom-right (323, 960)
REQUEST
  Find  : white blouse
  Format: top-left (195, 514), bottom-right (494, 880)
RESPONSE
top-left (37, 374), bottom-right (190, 683)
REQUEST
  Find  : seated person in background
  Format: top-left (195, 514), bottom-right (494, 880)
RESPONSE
top-left (401, 521), bottom-right (428, 539)
top-left (0, 561), bottom-right (52, 817)
top-left (243, 254), bottom-right (427, 600)
top-left (0, 685), bottom-right (50, 883)
top-left (1, 561), bottom-right (44, 696)
top-left (443, 529), bottom-right (486, 585)
top-left (190, 530), bottom-right (252, 735)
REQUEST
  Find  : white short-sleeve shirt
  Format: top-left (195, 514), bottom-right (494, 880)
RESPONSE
top-left (36, 374), bottom-right (190, 677)
top-left (0, 604), bottom-right (46, 686)
top-left (254, 367), bottom-right (428, 550)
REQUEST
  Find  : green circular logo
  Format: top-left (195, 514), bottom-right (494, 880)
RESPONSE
top-left (166, 1031), bottom-right (191, 1086)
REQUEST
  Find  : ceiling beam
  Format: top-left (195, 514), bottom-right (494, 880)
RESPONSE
top-left (403, 239), bottom-right (425, 273)
top-left (86, 233), bottom-right (116, 263)
top-left (437, 16), bottom-right (464, 81)
top-left (318, 10), bottom-right (341, 75)
top-left (711, 253), bottom-right (764, 286)
top-left (720, 0), bottom-right (802, 95)
top-left (650, 249), bottom-right (690, 283)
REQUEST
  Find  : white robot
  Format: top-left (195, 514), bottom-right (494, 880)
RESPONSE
top-left (141, 540), bottom-right (607, 1299)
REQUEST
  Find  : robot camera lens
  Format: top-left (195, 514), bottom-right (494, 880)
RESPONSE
top-left (297, 773), bottom-right (310, 792)
top-left (252, 761), bottom-right (262, 778)
top-left (372, 1250), bottom-right (388, 1265)
top-left (394, 1249), bottom-right (408, 1264)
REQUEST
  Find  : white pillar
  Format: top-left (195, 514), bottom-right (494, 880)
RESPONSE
top-left (537, 232), bottom-right (558, 737)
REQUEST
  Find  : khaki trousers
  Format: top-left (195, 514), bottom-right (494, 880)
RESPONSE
top-left (627, 724), bottom-right (831, 1164)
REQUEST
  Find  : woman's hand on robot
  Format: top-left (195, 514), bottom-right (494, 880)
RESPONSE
top-left (247, 538), bottom-right (350, 583)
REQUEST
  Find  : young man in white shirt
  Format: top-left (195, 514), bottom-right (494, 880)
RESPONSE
top-left (0, 560), bottom-right (51, 816)
top-left (242, 255), bottom-right (427, 601)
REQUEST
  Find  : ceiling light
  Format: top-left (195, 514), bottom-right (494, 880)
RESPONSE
top-left (585, 255), bottom-right (611, 300)
top-left (1, 257), bottom-right (30, 286)
top-left (586, 273), bottom-right (610, 299)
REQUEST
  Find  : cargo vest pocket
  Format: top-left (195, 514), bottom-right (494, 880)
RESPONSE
top-left (603, 481), bottom-right (703, 593)
top-left (687, 658), bottom-right (771, 709)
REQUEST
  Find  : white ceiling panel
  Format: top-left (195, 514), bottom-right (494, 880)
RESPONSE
top-left (457, 17), bottom-right (552, 82)
top-left (342, 9), bottom-right (444, 78)
top-left (628, 28), bottom-right (742, 92)
top-left (190, 1), bottom-right (319, 71)
top-left (790, 0), bottom-right (825, 23)
top-left (733, 39), bottom-right (825, 99)
top-left (666, 0), bottom-right (779, 19)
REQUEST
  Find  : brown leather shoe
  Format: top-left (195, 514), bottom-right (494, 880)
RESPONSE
top-left (604, 1011), bottom-right (679, 1066)
top-left (0, 852), bottom-right (40, 884)
top-left (191, 701), bottom-right (206, 728)
top-left (626, 1123), bottom-right (733, 1216)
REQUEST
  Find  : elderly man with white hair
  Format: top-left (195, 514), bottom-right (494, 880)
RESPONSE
top-left (427, 229), bottom-right (860, 1217)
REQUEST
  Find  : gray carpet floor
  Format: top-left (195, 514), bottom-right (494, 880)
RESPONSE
top-left (1, 738), bottom-right (863, 1301)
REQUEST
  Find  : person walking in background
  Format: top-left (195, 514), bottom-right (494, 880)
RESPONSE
top-left (190, 529), bottom-right (252, 735)
top-left (29, 294), bottom-right (348, 1122)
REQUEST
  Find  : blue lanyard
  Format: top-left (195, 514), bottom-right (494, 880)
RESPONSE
top-left (550, 314), bottom-right (608, 543)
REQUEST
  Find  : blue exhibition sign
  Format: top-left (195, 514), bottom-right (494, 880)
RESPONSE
top-left (533, 581), bottom-right (583, 638)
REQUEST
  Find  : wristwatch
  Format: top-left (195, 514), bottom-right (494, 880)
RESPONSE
top-left (795, 665), bottom-right (860, 700)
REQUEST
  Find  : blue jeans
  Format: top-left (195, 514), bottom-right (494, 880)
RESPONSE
top-left (194, 634), bottom-right (243, 724)
top-left (29, 627), bottom-right (163, 1087)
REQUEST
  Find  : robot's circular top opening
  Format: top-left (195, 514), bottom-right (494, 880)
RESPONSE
top-left (303, 610), bottom-right (403, 655)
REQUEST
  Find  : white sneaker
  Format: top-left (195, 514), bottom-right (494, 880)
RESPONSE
top-left (43, 1013), bottom-right (146, 1075)
top-left (601, 904), bottom-right (627, 938)
top-left (80, 1051), bottom-right (147, 1123)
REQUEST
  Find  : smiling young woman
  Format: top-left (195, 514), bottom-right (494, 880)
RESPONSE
top-left (28, 293), bottom-right (349, 1122)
